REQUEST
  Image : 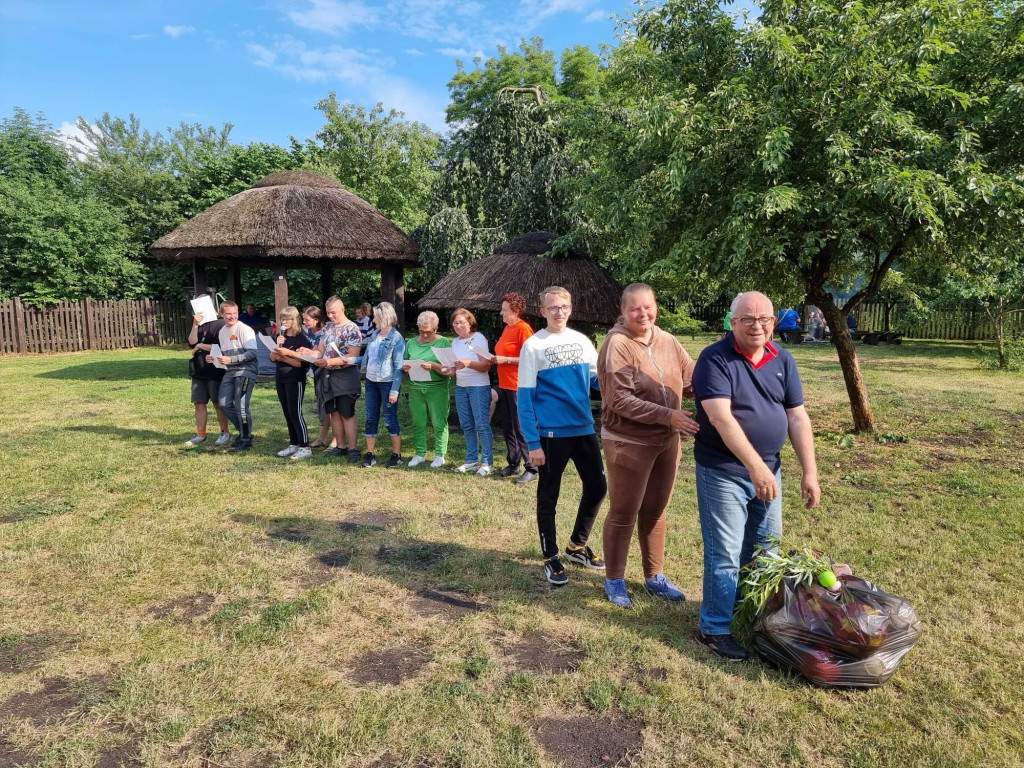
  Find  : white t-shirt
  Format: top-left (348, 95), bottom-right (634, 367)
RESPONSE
top-left (452, 332), bottom-right (491, 387)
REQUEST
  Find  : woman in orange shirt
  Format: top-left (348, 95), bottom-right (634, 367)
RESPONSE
top-left (493, 292), bottom-right (537, 484)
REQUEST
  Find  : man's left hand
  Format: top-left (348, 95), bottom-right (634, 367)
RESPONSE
top-left (801, 473), bottom-right (821, 509)
top-left (388, 393), bottom-right (398, 404)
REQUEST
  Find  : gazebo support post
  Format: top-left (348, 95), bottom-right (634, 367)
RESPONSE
top-left (193, 258), bottom-right (209, 299)
top-left (381, 265), bottom-right (405, 329)
top-left (228, 264), bottom-right (243, 305)
top-left (273, 265), bottom-right (289, 322)
top-left (321, 265), bottom-right (333, 302)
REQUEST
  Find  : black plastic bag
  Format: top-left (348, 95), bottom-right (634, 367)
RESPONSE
top-left (752, 575), bottom-right (921, 688)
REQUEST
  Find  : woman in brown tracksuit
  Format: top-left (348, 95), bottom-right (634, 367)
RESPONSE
top-left (597, 283), bottom-right (700, 609)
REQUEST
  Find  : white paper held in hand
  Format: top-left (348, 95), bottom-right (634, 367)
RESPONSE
top-left (189, 295), bottom-right (218, 324)
top-left (432, 347), bottom-right (458, 368)
top-left (405, 360), bottom-right (432, 382)
top-left (258, 334), bottom-right (277, 352)
top-left (209, 343), bottom-right (228, 370)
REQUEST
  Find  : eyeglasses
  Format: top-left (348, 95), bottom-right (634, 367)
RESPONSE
top-left (545, 305), bottom-right (572, 315)
top-left (736, 316), bottom-right (775, 327)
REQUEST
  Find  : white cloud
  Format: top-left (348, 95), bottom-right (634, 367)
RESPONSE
top-left (584, 8), bottom-right (607, 23)
top-left (130, 33), bottom-right (154, 39)
top-left (288, 0), bottom-right (378, 34)
top-left (58, 120), bottom-right (95, 159)
top-left (518, 0), bottom-right (594, 22)
top-left (403, 47), bottom-right (425, 56)
top-left (163, 25), bottom-right (196, 37)
top-left (436, 47), bottom-right (482, 59)
top-left (249, 35), bottom-right (445, 128)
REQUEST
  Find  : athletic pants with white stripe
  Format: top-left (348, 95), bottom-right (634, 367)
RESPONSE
top-left (276, 380), bottom-right (309, 447)
top-left (219, 376), bottom-right (254, 441)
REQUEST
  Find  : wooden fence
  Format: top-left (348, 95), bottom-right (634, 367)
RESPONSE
top-left (692, 301), bottom-right (1021, 341)
top-left (0, 298), bottom-right (191, 355)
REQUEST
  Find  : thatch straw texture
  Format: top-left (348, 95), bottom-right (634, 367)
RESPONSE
top-left (417, 232), bottom-right (621, 324)
top-left (150, 171), bottom-right (419, 265)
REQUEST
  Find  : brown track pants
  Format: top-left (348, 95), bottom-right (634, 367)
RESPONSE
top-left (602, 436), bottom-right (681, 580)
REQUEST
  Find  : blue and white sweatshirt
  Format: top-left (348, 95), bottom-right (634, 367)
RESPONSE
top-left (517, 327), bottom-right (600, 450)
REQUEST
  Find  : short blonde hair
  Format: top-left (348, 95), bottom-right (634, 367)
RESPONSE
top-left (374, 301), bottom-right (398, 330)
top-left (417, 310), bottom-right (439, 330)
top-left (620, 282), bottom-right (656, 310)
top-left (538, 285), bottom-right (571, 305)
top-left (326, 295), bottom-right (344, 311)
top-left (279, 306), bottom-right (302, 336)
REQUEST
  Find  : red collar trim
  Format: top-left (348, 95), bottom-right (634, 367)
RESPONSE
top-left (733, 338), bottom-right (779, 370)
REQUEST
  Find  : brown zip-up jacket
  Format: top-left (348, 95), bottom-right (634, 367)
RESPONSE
top-left (597, 323), bottom-right (695, 446)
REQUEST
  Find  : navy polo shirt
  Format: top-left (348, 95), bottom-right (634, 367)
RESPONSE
top-left (692, 333), bottom-right (804, 478)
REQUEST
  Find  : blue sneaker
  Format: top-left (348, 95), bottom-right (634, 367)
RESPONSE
top-left (645, 573), bottom-right (685, 602)
top-left (604, 578), bottom-right (633, 609)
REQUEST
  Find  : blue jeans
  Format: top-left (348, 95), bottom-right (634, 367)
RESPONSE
top-left (455, 385), bottom-right (493, 466)
top-left (696, 462), bottom-right (782, 636)
top-left (365, 379), bottom-right (400, 437)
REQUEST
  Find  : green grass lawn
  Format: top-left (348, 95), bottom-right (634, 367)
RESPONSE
top-left (0, 337), bottom-right (1022, 768)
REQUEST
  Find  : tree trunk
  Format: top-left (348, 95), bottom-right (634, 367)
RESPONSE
top-left (812, 292), bottom-right (876, 432)
top-left (885, 303), bottom-right (895, 333)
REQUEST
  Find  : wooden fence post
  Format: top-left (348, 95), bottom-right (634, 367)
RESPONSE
top-left (84, 297), bottom-right (96, 349)
top-left (12, 297), bottom-right (27, 354)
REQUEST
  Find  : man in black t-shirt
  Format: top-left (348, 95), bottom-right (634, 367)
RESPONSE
top-left (185, 312), bottom-right (232, 448)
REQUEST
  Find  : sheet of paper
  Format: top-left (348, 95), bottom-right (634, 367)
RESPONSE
top-left (258, 334), bottom-right (277, 352)
top-left (465, 340), bottom-right (494, 361)
top-left (432, 347), bottom-right (457, 368)
top-left (405, 360), bottom-right (432, 382)
top-left (298, 352), bottom-right (320, 364)
top-left (189, 295), bottom-right (218, 324)
top-left (209, 343), bottom-right (227, 370)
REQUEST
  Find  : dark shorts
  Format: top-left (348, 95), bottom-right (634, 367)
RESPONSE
top-left (324, 393), bottom-right (359, 417)
top-left (191, 378), bottom-right (221, 404)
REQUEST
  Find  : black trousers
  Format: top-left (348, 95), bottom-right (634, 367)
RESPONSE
top-left (276, 380), bottom-right (309, 447)
top-left (497, 387), bottom-right (535, 471)
top-left (536, 433), bottom-right (607, 560)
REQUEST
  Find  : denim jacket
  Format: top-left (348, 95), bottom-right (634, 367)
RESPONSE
top-left (359, 327), bottom-right (406, 394)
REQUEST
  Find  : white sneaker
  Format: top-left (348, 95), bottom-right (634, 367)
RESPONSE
top-left (476, 464), bottom-right (492, 477)
top-left (430, 456), bottom-right (446, 468)
top-left (183, 434), bottom-right (206, 448)
top-left (290, 446), bottom-right (312, 460)
top-left (407, 455), bottom-right (426, 467)
top-left (455, 461), bottom-right (480, 473)
top-left (277, 445), bottom-right (299, 457)
top-left (214, 432), bottom-right (232, 446)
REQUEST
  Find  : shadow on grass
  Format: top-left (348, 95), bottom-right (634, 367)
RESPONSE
top-left (229, 511), bottom-right (805, 689)
top-left (67, 425), bottom-right (185, 444)
top-left (37, 359), bottom-right (184, 381)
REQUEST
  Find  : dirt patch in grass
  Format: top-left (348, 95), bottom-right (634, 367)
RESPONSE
top-left (918, 428), bottom-right (992, 448)
top-left (409, 589), bottom-right (486, 620)
top-left (316, 550), bottom-right (353, 568)
top-left (346, 645), bottom-right (431, 686)
top-left (338, 510), bottom-right (401, 531)
top-left (146, 593), bottom-right (215, 622)
top-left (0, 736), bottom-right (37, 768)
top-left (267, 525), bottom-right (313, 544)
top-left (95, 739), bottom-right (143, 768)
top-left (375, 544), bottom-right (455, 571)
top-left (532, 714), bottom-right (645, 768)
top-left (0, 632), bottom-right (72, 674)
top-left (0, 516), bottom-right (19, 524)
top-left (1, 674), bottom-right (111, 725)
top-left (508, 634), bottom-right (583, 674)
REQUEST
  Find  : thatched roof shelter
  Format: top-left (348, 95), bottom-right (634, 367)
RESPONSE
top-left (149, 170), bottom-right (418, 324)
top-left (417, 232), bottom-right (622, 325)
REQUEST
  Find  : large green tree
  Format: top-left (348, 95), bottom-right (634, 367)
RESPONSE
top-left (570, 0), bottom-right (1024, 430)
top-left (297, 96), bottom-right (440, 233)
top-left (0, 109), bottom-right (142, 303)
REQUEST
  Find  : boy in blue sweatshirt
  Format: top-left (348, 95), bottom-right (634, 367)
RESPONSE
top-left (518, 286), bottom-right (607, 585)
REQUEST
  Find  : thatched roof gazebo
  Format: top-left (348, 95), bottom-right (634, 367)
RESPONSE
top-left (150, 170), bottom-right (419, 325)
top-left (417, 232), bottom-right (622, 325)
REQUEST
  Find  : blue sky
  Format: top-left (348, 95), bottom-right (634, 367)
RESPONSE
top-left (0, 0), bottom-right (653, 147)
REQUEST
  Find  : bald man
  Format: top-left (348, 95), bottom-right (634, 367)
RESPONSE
top-left (691, 291), bottom-right (821, 660)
